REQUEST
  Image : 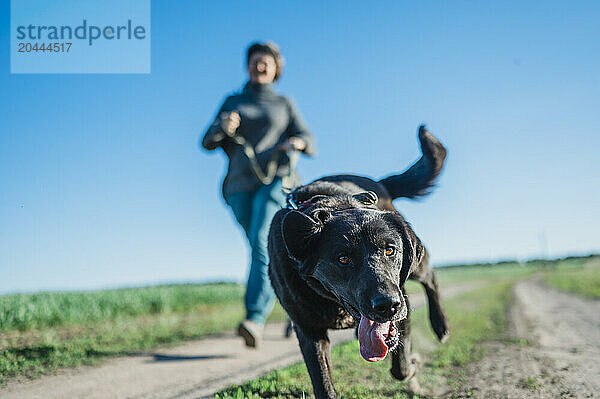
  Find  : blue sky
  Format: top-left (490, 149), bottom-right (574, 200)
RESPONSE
top-left (1, 1), bottom-right (599, 294)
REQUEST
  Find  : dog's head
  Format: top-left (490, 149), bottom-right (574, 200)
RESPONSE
top-left (282, 191), bottom-right (424, 362)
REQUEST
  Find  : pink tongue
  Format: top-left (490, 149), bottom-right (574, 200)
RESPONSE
top-left (358, 315), bottom-right (390, 362)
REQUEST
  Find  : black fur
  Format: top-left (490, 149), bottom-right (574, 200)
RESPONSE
top-left (378, 125), bottom-right (447, 199)
top-left (268, 125), bottom-right (449, 398)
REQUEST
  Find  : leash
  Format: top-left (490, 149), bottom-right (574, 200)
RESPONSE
top-left (228, 132), bottom-right (299, 188)
top-left (227, 124), bottom-right (301, 339)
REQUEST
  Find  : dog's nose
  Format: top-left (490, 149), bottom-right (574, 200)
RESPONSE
top-left (371, 295), bottom-right (401, 320)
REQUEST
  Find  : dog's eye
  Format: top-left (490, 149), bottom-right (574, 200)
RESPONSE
top-left (338, 254), bottom-right (350, 265)
top-left (385, 246), bottom-right (395, 256)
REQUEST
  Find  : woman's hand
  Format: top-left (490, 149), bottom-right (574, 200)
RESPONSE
top-left (278, 137), bottom-right (306, 152)
top-left (220, 111), bottom-right (241, 136)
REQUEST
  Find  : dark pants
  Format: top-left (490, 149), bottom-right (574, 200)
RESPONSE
top-left (225, 178), bottom-right (286, 324)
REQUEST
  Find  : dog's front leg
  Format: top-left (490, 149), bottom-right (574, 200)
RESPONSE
top-left (421, 268), bottom-right (450, 342)
top-left (295, 325), bottom-right (337, 399)
top-left (390, 293), bottom-right (420, 382)
top-left (412, 265), bottom-right (450, 342)
top-left (409, 251), bottom-right (450, 342)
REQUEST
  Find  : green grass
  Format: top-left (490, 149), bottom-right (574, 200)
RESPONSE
top-left (517, 376), bottom-right (541, 391)
top-left (214, 281), bottom-right (513, 398)
top-left (403, 260), bottom-right (541, 295)
top-left (0, 283), bottom-right (245, 332)
top-left (1, 256), bottom-right (594, 388)
top-left (434, 261), bottom-right (551, 285)
top-left (543, 258), bottom-right (600, 299)
top-left (0, 283), bottom-right (287, 384)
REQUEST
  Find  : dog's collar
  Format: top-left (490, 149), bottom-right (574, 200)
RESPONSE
top-left (286, 192), bottom-right (314, 212)
top-left (286, 193), bottom-right (299, 210)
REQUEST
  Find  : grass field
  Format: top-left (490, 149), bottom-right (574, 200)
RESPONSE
top-left (0, 283), bottom-right (245, 332)
top-left (543, 257), bottom-right (600, 299)
top-left (0, 283), bottom-right (287, 383)
top-left (1, 256), bottom-right (596, 387)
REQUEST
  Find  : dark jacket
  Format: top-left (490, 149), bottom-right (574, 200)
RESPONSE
top-left (202, 82), bottom-right (316, 197)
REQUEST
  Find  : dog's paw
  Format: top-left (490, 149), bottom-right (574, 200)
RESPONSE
top-left (433, 322), bottom-right (450, 343)
top-left (430, 312), bottom-right (450, 342)
top-left (284, 320), bottom-right (294, 338)
top-left (410, 353), bottom-right (422, 374)
top-left (390, 353), bottom-right (421, 382)
top-left (439, 331), bottom-right (450, 343)
top-left (408, 377), bottom-right (427, 396)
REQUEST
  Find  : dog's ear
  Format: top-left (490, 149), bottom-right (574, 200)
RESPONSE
top-left (385, 213), bottom-right (425, 285)
top-left (282, 210), bottom-right (323, 262)
top-left (352, 191), bottom-right (378, 206)
top-left (399, 225), bottom-right (425, 286)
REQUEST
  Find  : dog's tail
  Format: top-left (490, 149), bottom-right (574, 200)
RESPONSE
top-left (378, 125), bottom-right (447, 200)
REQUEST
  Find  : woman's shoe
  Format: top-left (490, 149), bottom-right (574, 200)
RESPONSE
top-left (237, 319), bottom-right (264, 348)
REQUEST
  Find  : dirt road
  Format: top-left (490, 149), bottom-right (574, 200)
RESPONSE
top-left (0, 283), bottom-right (478, 399)
top-left (5, 323), bottom-right (341, 399)
top-left (458, 279), bottom-right (600, 398)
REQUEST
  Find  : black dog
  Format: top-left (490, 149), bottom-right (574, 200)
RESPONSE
top-left (268, 125), bottom-right (450, 398)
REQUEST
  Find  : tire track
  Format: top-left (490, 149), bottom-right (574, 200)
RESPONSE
top-left (457, 279), bottom-right (600, 398)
